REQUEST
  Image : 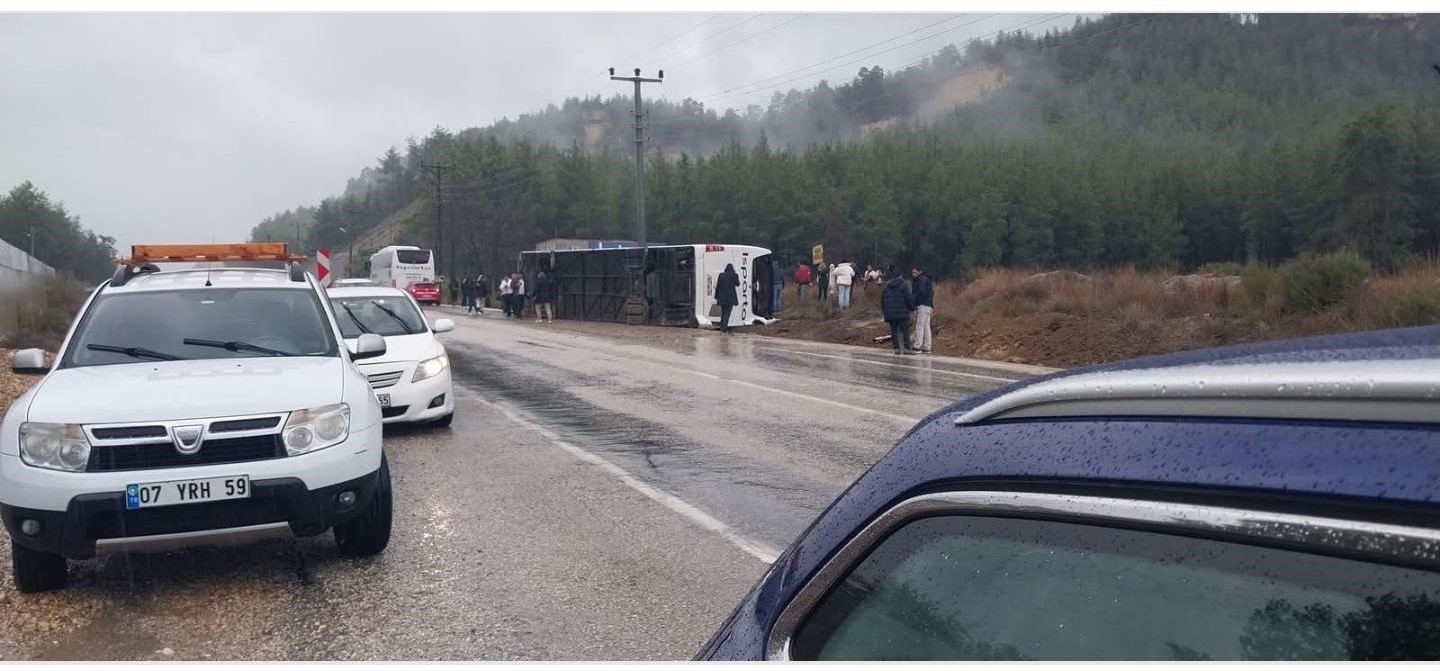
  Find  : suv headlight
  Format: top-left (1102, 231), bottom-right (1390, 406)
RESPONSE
top-left (283, 403), bottom-right (350, 456)
top-left (412, 353), bottom-right (449, 383)
top-left (19, 423), bottom-right (90, 472)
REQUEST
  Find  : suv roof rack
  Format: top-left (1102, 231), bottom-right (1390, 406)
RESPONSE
top-left (110, 243), bottom-right (309, 287)
top-left (953, 359), bottom-right (1440, 426)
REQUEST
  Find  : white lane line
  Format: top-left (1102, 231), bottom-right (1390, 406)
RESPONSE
top-left (473, 397), bottom-right (781, 565)
top-left (754, 346), bottom-right (1020, 383)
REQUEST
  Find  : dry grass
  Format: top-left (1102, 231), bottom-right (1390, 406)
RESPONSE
top-left (768, 259), bottom-right (1440, 367)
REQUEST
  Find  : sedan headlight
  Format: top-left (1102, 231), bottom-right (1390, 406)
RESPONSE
top-left (19, 423), bottom-right (90, 472)
top-left (283, 403), bottom-right (350, 456)
top-left (412, 353), bottom-right (449, 383)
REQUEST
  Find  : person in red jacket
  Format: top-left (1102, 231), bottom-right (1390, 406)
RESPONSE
top-left (795, 262), bottom-right (812, 300)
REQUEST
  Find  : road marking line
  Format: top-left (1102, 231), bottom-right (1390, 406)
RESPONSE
top-left (473, 397), bottom-right (781, 565)
top-left (754, 346), bottom-right (1020, 383)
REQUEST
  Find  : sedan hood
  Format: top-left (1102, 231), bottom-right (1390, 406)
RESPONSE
top-left (25, 357), bottom-right (345, 424)
top-left (344, 332), bottom-right (441, 365)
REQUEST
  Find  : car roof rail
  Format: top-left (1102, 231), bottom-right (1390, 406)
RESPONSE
top-left (109, 263), bottom-right (162, 287)
top-left (954, 359), bottom-right (1440, 426)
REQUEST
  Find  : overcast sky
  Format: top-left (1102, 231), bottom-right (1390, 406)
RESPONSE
top-left (0, 12), bottom-right (1079, 250)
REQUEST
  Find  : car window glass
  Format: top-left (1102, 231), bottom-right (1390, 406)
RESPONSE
top-left (791, 514), bottom-right (1440, 661)
top-left (331, 296), bottom-right (427, 338)
top-left (63, 288), bottom-right (337, 367)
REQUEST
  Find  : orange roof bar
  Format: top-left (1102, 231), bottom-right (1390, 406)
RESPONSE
top-left (116, 243), bottom-right (308, 266)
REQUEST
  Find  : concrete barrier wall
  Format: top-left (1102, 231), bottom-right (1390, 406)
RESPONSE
top-left (0, 238), bottom-right (56, 338)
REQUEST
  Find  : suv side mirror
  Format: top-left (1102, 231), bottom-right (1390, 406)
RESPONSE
top-left (350, 333), bottom-right (387, 361)
top-left (11, 348), bottom-right (49, 375)
top-left (432, 318), bottom-right (454, 334)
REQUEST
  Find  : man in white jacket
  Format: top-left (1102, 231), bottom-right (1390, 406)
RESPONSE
top-left (832, 261), bottom-right (856, 309)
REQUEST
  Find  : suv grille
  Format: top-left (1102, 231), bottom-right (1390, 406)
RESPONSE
top-left (91, 425), bottom-right (168, 440)
top-left (88, 435), bottom-right (284, 472)
top-left (367, 371), bottom-right (404, 389)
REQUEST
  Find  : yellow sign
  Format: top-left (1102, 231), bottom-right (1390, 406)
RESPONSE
top-left (812, 244), bottom-right (824, 265)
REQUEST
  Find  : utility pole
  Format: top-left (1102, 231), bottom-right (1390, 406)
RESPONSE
top-left (610, 66), bottom-right (663, 324)
top-left (421, 161), bottom-right (450, 281)
top-left (342, 203), bottom-right (358, 278)
top-left (27, 226), bottom-right (35, 258)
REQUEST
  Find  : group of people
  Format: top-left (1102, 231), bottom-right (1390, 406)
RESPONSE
top-left (771, 258), bottom-right (933, 355)
top-left (880, 265), bottom-right (934, 355)
top-left (775, 259), bottom-right (862, 312)
top-left (448, 271), bottom-right (557, 323)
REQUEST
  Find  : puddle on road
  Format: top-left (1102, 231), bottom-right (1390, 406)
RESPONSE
top-left (446, 346), bottom-right (833, 549)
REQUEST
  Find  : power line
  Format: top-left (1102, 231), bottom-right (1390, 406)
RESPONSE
top-left (669, 14), bottom-right (810, 69)
top-left (693, 13), bottom-right (982, 100)
top-left (623, 13), bottom-right (724, 65)
top-left (647, 13), bottom-right (765, 66)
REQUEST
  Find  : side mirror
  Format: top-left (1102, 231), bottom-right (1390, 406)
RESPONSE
top-left (11, 348), bottom-right (48, 375)
top-left (432, 318), bottom-right (454, 334)
top-left (350, 333), bottom-right (387, 361)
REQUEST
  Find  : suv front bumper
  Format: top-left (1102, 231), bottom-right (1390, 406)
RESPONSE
top-left (1, 469), bottom-right (382, 559)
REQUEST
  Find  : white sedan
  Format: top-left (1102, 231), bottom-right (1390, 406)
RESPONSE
top-left (328, 287), bottom-right (455, 427)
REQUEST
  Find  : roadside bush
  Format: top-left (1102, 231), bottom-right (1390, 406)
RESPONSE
top-left (1278, 251), bottom-right (1370, 313)
top-left (1387, 288), bottom-right (1440, 327)
top-left (0, 274), bottom-right (88, 351)
top-left (1196, 261), bottom-right (1243, 276)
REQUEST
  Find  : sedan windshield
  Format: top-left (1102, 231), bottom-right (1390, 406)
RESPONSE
top-left (332, 296), bottom-right (427, 338)
top-left (63, 288), bottom-right (337, 368)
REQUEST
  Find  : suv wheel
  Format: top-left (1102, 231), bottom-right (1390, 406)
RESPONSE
top-left (334, 456), bottom-right (392, 558)
top-left (12, 542), bottom-right (67, 593)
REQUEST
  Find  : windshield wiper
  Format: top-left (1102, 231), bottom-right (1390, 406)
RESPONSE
top-left (338, 302), bottom-right (373, 335)
top-left (369, 300), bottom-right (415, 333)
top-left (86, 343), bottom-right (186, 361)
top-left (182, 338), bottom-right (297, 357)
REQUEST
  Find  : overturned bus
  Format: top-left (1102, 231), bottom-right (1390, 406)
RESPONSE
top-left (518, 244), bottom-right (775, 328)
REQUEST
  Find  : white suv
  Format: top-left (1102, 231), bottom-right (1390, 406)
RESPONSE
top-left (1, 261), bottom-right (392, 592)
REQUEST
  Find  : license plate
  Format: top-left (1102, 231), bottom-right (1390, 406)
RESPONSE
top-left (125, 475), bottom-right (250, 510)
top-left (377, 394), bottom-right (391, 408)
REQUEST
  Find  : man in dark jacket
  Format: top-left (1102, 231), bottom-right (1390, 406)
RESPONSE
top-left (715, 263), bottom-right (741, 334)
top-left (880, 265), bottom-right (916, 355)
top-left (910, 265), bottom-right (934, 354)
top-left (461, 276), bottom-right (477, 315)
top-left (534, 270), bottom-right (556, 324)
top-left (476, 274), bottom-right (489, 313)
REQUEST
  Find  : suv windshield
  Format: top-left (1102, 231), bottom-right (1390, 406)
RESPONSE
top-left (332, 295), bottom-right (427, 338)
top-left (63, 288), bottom-right (337, 368)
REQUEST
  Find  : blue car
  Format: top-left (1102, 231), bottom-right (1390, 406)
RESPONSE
top-left (699, 326), bottom-right (1440, 661)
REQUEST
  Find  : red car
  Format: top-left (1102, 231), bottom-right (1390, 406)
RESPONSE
top-left (408, 281), bottom-right (441, 306)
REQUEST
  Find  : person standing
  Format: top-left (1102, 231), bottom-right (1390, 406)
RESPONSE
top-left (771, 259), bottom-right (785, 314)
top-left (910, 266), bottom-right (934, 354)
top-left (815, 261), bottom-right (830, 303)
top-left (475, 274), bottom-right (489, 314)
top-left (533, 270), bottom-right (556, 324)
top-left (715, 263), bottom-right (740, 335)
top-left (499, 275), bottom-right (512, 318)
top-left (832, 261), bottom-right (856, 309)
top-left (881, 265), bottom-right (916, 355)
top-left (461, 275), bottom-right (476, 315)
top-left (511, 272), bottom-right (527, 320)
top-left (449, 276), bottom-right (460, 306)
top-left (795, 261), bottom-right (812, 300)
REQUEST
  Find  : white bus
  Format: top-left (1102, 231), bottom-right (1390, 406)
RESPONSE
top-left (519, 243), bottom-right (776, 328)
top-left (369, 245), bottom-right (441, 305)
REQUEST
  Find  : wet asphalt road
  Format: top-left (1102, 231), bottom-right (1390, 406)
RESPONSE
top-left (0, 310), bottom-right (1047, 660)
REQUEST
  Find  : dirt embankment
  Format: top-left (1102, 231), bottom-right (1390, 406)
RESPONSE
top-left (762, 263), bottom-right (1440, 368)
